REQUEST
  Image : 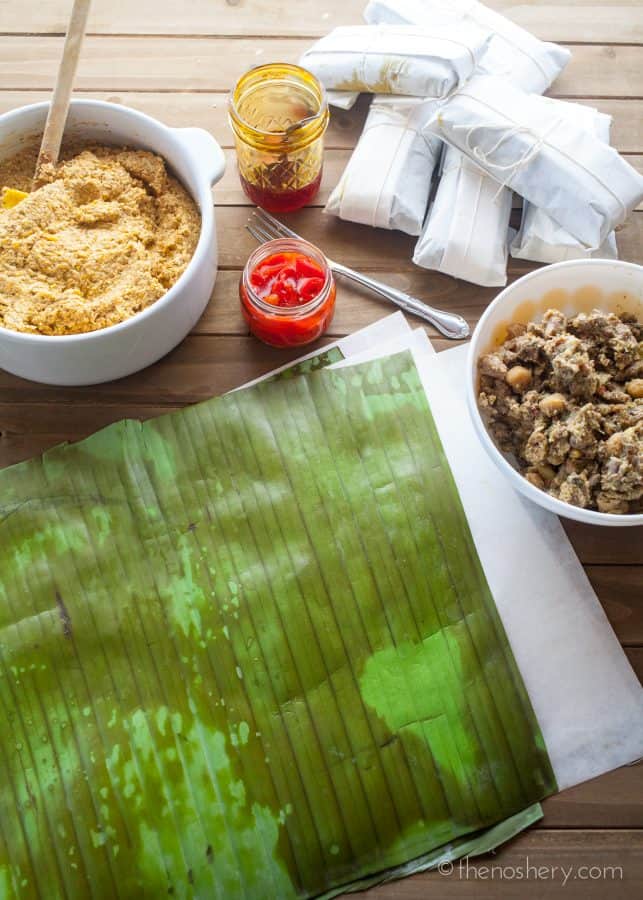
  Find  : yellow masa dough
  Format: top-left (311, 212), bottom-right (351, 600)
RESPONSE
top-left (0, 146), bottom-right (201, 335)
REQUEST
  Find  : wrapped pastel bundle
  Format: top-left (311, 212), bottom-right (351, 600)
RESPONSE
top-left (364, 0), bottom-right (571, 93)
top-left (426, 75), bottom-right (643, 249)
top-left (300, 23), bottom-right (490, 98)
top-left (413, 145), bottom-right (512, 286)
top-left (325, 96), bottom-right (441, 234)
top-left (367, 2), bottom-right (572, 286)
top-left (326, 90), bottom-right (359, 110)
top-left (511, 101), bottom-right (618, 263)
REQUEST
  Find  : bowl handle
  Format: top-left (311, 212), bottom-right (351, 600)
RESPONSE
top-left (172, 127), bottom-right (226, 186)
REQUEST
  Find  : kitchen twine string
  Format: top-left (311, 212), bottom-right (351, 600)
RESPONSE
top-left (452, 120), bottom-right (560, 201)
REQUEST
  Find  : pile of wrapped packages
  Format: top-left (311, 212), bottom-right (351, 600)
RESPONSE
top-left (300, 0), bottom-right (643, 286)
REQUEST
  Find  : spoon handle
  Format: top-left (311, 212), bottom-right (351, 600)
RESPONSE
top-left (329, 261), bottom-right (470, 339)
top-left (34, 0), bottom-right (92, 187)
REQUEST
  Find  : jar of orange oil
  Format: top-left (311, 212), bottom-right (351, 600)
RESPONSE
top-left (228, 63), bottom-right (329, 213)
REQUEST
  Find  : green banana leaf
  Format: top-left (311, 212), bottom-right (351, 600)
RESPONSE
top-left (0, 350), bottom-right (556, 898)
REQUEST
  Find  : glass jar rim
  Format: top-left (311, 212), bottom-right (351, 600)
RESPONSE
top-left (229, 63), bottom-right (329, 150)
top-left (242, 238), bottom-right (333, 318)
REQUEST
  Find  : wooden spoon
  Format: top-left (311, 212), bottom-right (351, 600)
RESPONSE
top-left (32, 0), bottom-right (92, 187)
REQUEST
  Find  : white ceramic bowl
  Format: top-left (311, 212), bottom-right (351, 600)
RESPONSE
top-left (467, 259), bottom-right (643, 527)
top-left (0, 100), bottom-right (225, 385)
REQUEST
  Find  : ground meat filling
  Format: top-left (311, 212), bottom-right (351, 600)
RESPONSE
top-left (478, 309), bottom-right (643, 514)
top-left (0, 145), bottom-right (200, 335)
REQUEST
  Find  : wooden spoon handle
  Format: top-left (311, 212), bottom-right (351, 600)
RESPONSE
top-left (33, 0), bottom-right (92, 186)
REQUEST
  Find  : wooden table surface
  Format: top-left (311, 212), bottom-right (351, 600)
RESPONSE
top-left (1, 1), bottom-right (641, 897)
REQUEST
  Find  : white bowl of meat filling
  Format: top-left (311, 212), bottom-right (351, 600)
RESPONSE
top-left (467, 259), bottom-right (643, 526)
top-left (0, 100), bottom-right (225, 385)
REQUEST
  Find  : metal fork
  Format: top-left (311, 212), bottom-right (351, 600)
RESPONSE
top-left (246, 209), bottom-right (470, 339)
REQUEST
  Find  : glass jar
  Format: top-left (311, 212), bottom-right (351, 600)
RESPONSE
top-left (240, 238), bottom-right (336, 348)
top-left (229, 63), bottom-right (329, 213)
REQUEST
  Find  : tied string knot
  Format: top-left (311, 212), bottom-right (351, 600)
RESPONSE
top-left (452, 119), bottom-right (561, 200)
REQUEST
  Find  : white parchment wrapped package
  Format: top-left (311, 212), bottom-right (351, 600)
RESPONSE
top-left (413, 144), bottom-right (512, 286)
top-left (326, 90), bottom-right (360, 110)
top-left (364, 0), bottom-right (571, 93)
top-left (511, 100), bottom-right (618, 263)
top-left (326, 96), bottom-right (441, 234)
top-left (426, 75), bottom-right (643, 249)
top-left (300, 23), bottom-right (490, 98)
top-left (367, 2), bottom-right (571, 286)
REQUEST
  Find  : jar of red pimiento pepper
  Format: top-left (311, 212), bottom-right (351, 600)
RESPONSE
top-left (229, 64), bottom-right (329, 213)
top-left (240, 238), bottom-right (336, 348)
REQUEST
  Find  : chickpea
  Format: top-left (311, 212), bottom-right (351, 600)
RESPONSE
top-left (536, 463), bottom-right (557, 485)
top-left (525, 470), bottom-right (545, 490)
top-left (539, 392), bottom-right (567, 417)
top-left (505, 365), bottom-right (532, 392)
top-left (597, 492), bottom-right (629, 515)
top-left (625, 378), bottom-right (643, 399)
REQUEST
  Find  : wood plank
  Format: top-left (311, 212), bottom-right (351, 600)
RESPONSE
top-left (195, 270), bottom-right (503, 335)
top-left (2, 0), bottom-right (642, 44)
top-left (492, 1), bottom-right (643, 45)
top-left (540, 765), bottom-right (643, 829)
top-left (363, 830), bottom-right (643, 899)
top-left (586, 567), bottom-right (643, 644)
top-left (2, 93), bottom-right (643, 154)
top-left (0, 37), bottom-right (642, 97)
top-left (220, 151), bottom-right (643, 208)
top-left (0, 335), bottom-right (313, 404)
top-left (214, 207), bottom-right (643, 271)
top-left (563, 522), bottom-right (643, 566)
top-left (0, 0), bottom-right (363, 37)
top-left (0, 91), bottom-right (367, 151)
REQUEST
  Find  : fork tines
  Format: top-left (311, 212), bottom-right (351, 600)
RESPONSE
top-left (253, 208), bottom-right (301, 240)
top-left (246, 223), bottom-right (274, 245)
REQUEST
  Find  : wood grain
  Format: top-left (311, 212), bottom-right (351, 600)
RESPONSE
top-left (562, 522), bottom-right (643, 566)
top-left (586, 567), bottom-right (643, 644)
top-left (218, 151), bottom-right (643, 208)
top-left (0, 4), bottom-right (642, 897)
top-left (2, 93), bottom-right (643, 154)
top-left (213, 208), bottom-right (643, 271)
top-left (540, 765), bottom-right (643, 829)
top-left (0, 37), bottom-right (642, 96)
top-left (363, 830), bottom-right (643, 899)
top-left (195, 270), bottom-right (513, 335)
top-left (1, 0), bottom-right (642, 44)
